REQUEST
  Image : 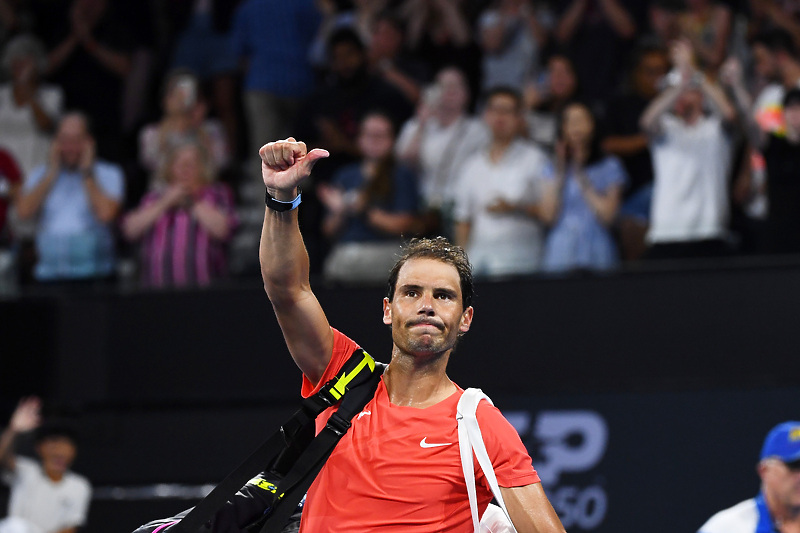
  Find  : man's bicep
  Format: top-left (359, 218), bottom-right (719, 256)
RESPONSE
top-left (272, 290), bottom-right (334, 385)
top-left (501, 483), bottom-right (565, 533)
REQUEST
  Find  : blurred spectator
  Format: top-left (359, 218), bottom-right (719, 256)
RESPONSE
top-left (296, 27), bottom-right (413, 178)
top-left (39, 0), bottom-right (133, 162)
top-left (168, 0), bottom-right (242, 158)
top-left (123, 141), bottom-right (237, 288)
top-left (540, 102), bottom-right (627, 272)
top-left (720, 30), bottom-right (800, 253)
top-left (0, 148), bottom-right (21, 245)
top-left (739, 88), bottom-right (800, 254)
top-left (747, 0), bottom-right (800, 51)
top-left (0, 34), bottom-right (62, 178)
top-left (674, 0), bottom-right (732, 74)
top-left (367, 11), bottom-right (430, 106)
top-left (399, 0), bottom-right (481, 101)
top-left (602, 45), bottom-right (670, 261)
top-left (524, 54), bottom-right (579, 153)
top-left (553, 0), bottom-right (638, 111)
top-left (697, 421), bottom-right (800, 533)
top-left (230, 0), bottom-right (321, 166)
top-left (478, 0), bottom-right (552, 93)
top-left (15, 112), bottom-right (124, 282)
top-left (309, 0), bottom-right (388, 68)
top-left (138, 70), bottom-right (230, 182)
top-left (0, 397), bottom-right (91, 533)
top-left (641, 40), bottom-right (737, 260)
top-left (395, 67), bottom-right (488, 227)
top-left (318, 111), bottom-right (419, 284)
top-left (453, 87), bottom-right (549, 278)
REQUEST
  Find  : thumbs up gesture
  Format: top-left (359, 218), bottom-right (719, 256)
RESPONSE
top-left (259, 138), bottom-right (329, 200)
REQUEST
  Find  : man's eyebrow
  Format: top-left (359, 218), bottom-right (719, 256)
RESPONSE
top-left (398, 283), bottom-right (423, 292)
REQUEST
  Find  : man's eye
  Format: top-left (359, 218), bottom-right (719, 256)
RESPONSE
top-left (406, 290), bottom-right (418, 297)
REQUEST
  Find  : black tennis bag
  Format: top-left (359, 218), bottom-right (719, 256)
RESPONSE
top-left (132, 349), bottom-right (384, 533)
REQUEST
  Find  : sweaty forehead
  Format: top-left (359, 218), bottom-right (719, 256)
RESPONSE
top-left (396, 258), bottom-right (461, 290)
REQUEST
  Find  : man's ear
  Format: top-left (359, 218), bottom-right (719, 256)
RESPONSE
top-left (383, 298), bottom-right (392, 325)
top-left (459, 306), bottom-right (474, 334)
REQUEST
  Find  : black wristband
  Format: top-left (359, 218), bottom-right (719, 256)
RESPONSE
top-left (265, 187), bottom-right (302, 212)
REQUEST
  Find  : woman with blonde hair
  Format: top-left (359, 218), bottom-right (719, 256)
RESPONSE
top-left (123, 141), bottom-right (237, 288)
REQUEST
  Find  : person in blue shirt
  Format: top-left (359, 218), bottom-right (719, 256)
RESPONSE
top-left (230, 0), bottom-right (321, 161)
top-left (540, 101), bottom-right (627, 272)
top-left (16, 112), bottom-right (124, 282)
top-left (698, 421), bottom-right (800, 533)
top-left (318, 111), bottom-right (419, 284)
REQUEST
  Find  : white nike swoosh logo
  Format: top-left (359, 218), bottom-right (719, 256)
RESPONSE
top-left (420, 437), bottom-right (453, 448)
top-left (357, 410), bottom-right (371, 420)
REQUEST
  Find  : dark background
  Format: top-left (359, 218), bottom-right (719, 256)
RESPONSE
top-left (2, 258), bottom-right (799, 532)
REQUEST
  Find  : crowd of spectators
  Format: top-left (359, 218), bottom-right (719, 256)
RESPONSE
top-left (2, 0), bottom-right (800, 290)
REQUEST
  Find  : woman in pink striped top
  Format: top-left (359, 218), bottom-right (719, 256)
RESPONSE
top-left (123, 141), bottom-right (237, 287)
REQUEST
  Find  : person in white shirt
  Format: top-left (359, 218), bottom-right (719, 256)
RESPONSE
top-left (453, 86), bottom-right (549, 278)
top-left (640, 39), bottom-right (737, 259)
top-left (396, 67), bottom-right (488, 216)
top-left (0, 397), bottom-right (91, 533)
top-left (0, 34), bottom-right (63, 178)
top-left (698, 421), bottom-right (800, 533)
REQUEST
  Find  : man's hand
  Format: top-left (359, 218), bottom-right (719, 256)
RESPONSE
top-left (259, 138), bottom-right (329, 200)
top-left (9, 397), bottom-right (41, 433)
top-left (80, 139), bottom-right (96, 174)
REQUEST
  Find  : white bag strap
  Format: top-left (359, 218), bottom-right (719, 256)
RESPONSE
top-left (457, 388), bottom-right (516, 533)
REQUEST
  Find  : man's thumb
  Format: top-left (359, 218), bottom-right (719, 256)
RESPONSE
top-left (301, 148), bottom-right (330, 172)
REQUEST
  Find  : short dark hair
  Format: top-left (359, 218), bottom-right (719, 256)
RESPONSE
top-left (753, 29), bottom-right (796, 56)
top-left (34, 420), bottom-right (78, 447)
top-left (483, 85), bottom-right (523, 112)
top-left (327, 27), bottom-right (366, 55)
top-left (386, 237), bottom-right (474, 309)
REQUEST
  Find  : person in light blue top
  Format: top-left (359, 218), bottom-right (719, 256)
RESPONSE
top-left (540, 102), bottom-right (627, 272)
top-left (16, 112), bottom-right (124, 281)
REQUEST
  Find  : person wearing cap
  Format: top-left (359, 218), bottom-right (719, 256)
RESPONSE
top-left (697, 421), bottom-right (800, 533)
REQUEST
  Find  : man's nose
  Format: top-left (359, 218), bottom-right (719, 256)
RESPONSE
top-left (418, 293), bottom-right (435, 315)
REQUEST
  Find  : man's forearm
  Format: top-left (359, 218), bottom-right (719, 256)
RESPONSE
top-left (16, 168), bottom-right (57, 220)
top-left (640, 86), bottom-right (683, 133)
top-left (83, 171), bottom-right (121, 223)
top-left (259, 200), bottom-right (312, 303)
top-left (0, 427), bottom-right (18, 470)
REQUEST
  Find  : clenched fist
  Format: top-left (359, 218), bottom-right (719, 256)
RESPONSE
top-left (259, 138), bottom-right (329, 201)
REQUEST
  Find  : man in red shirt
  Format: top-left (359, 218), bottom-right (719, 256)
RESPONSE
top-left (258, 137), bottom-right (565, 532)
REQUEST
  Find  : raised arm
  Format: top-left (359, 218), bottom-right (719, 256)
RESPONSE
top-left (0, 397), bottom-right (42, 472)
top-left (640, 86), bottom-right (682, 135)
top-left (259, 138), bottom-right (333, 385)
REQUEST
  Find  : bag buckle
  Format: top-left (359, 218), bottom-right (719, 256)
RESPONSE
top-left (325, 412), bottom-right (352, 436)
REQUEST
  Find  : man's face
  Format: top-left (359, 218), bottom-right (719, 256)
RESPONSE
top-left (370, 20), bottom-right (403, 60)
top-left (634, 52), bottom-right (669, 99)
top-left (760, 458), bottom-right (800, 509)
top-left (548, 57), bottom-right (576, 99)
top-left (36, 437), bottom-right (77, 478)
top-left (331, 42), bottom-right (366, 81)
top-left (383, 258), bottom-right (473, 357)
top-left (784, 102), bottom-right (800, 133)
top-left (437, 69), bottom-right (469, 114)
top-left (484, 93), bottom-right (521, 142)
top-left (753, 43), bottom-right (779, 81)
top-left (55, 116), bottom-right (90, 169)
top-left (673, 88), bottom-right (703, 121)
